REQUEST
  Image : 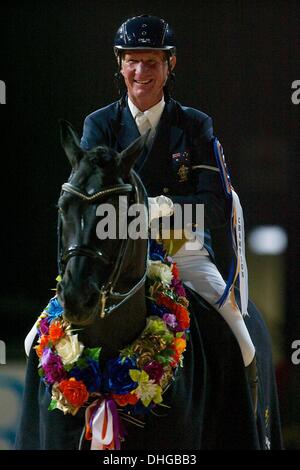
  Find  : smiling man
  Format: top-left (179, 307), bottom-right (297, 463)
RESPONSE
top-left (120, 49), bottom-right (176, 111)
top-left (80, 15), bottom-right (256, 371)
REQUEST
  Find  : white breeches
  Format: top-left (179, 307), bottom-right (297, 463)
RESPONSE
top-left (173, 251), bottom-right (255, 367)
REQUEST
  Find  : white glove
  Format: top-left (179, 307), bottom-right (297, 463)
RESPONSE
top-left (148, 195), bottom-right (174, 221)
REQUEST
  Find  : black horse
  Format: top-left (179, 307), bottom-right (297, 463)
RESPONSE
top-left (16, 121), bottom-right (282, 450)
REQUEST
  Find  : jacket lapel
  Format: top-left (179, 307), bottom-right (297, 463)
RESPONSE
top-left (112, 100), bottom-right (140, 151)
top-left (137, 99), bottom-right (185, 175)
top-left (112, 97), bottom-right (185, 176)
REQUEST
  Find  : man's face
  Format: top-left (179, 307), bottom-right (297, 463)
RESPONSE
top-left (120, 50), bottom-right (176, 111)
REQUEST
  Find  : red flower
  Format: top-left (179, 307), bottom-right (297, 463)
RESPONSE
top-left (156, 293), bottom-right (174, 311)
top-left (36, 335), bottom-right (50, 358)
top-left (170, 338), bottom-right (186, 367)
top-left (170, 350), bottom-right (181, 367)
top-left (173, 304), bottom-right (190, 329)
top-left (48, 321), bottom-right (65, 343)
top-left (59, 378), bottom-right (89, 408)
top-left (111, 393), bottom-right (139, 407)
top-left (157, 294), bottom-right (190, 329)
top-left (171, 262), bottom-right (180, 279)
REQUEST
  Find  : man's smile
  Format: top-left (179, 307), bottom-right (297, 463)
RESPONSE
top-left (133, 79), bottom-right (153, 85)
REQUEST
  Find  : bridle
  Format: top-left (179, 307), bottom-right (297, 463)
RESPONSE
top-left (57, 171), bottom-right (149, 318)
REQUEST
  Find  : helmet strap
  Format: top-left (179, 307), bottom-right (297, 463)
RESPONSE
top-left (114, 53), bottom-right (126, 99)
top-left (164, 55), bottom-right (176, 102)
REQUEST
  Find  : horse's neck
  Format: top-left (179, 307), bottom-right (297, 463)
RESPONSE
top-left (78, 286), bottom-right (147, 365)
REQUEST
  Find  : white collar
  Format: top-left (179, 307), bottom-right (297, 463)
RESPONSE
top-left (128, 96), bottom-right (165, 130)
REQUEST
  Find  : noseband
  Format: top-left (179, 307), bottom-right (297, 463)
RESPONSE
top-left (58, 172), bottom-right (149, 318)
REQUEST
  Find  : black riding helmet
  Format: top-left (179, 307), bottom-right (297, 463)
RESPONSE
top-left (114, 14), bottom-right (176, 56)
top-left (113, 15), bottom-right (176, 101)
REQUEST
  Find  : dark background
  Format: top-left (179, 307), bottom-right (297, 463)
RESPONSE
top-left (1, 0), bottom-right (299, 447)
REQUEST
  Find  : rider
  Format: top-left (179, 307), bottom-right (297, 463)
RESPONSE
top-left (80, 15), bottom-right (256, 369)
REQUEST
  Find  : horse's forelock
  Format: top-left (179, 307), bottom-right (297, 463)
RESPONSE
top-left (86, 146), bottom-right (119, 169)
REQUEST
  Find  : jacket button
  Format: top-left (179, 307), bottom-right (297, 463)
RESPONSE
top-left (163, 187), bottom-right (169, 193)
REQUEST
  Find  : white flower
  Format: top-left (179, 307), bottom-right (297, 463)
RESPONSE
top-left (147, 260), bottom-right (173, 286)
top-left (55, 334), bottom-right (84, 365)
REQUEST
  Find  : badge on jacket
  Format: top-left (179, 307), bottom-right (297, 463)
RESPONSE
top-left (172, 152), bottom-right (191, 183)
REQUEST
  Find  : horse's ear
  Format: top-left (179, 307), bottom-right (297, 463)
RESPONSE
top-left (59, 119), bottom-right (83, 168)
top-left (119, 130), bottom-right (150, 178)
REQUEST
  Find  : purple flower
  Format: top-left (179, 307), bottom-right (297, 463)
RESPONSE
top-left (162, 313), bottom-right (178, 329)
top-left (143, 361), bottom-right (164, 384)
top-left (171, 278), bottom-right (186, 297)
top-left (41, 348), bottom-right (67, 384)
top-left (39, 317), bottom-right (50, 336)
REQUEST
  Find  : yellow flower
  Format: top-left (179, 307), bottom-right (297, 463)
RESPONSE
top-left (129, 369), bottom-right (162, 407)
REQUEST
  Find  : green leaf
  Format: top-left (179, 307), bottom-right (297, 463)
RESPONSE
top-left (84, 347), bottom-right (101, 361)
top-left (175, 332), bottom-right (184, 338)
top-left (48, 400), bottom-right (57, 411)
top-left (119, 347), bottom-right (134, 359)
top-left (154, 354), bottom-right (171, 365)
top-left (75, 357), bottom-right (88, 369)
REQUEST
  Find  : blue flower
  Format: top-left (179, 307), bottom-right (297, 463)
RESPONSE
top-left (150, 302), bottom-right (170, 318)
top-left (70, 359), bottom-right (102, 393)
top-left (103, 357), bottom-right (138, 394)
top-left (149, 240), bottom-right (165, 261)
top-left (45, 297), bottom-right (63, 321)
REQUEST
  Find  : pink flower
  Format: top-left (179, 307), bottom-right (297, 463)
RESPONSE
top-left (171, 278), bottom-right (186, 297)
top-left (39, 317), bottom-right (50, 336)
top-left (143, 361), bottom-right (164, 384)
top-left (162, 313), bottom-right (178, 329)
top-left (41, 348), bottom-right (67, 384)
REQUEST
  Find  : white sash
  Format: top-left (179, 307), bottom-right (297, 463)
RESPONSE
top-left (232, 190), bottom-right (249, 316)
top-left (24, 322), bottom-right (38, 356)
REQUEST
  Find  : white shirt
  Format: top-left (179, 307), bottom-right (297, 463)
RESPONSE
top-left (128, 96), bottom-right (165, 135)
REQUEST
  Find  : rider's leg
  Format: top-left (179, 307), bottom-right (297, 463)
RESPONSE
top-left (173, 253), bottom-right (255, 367)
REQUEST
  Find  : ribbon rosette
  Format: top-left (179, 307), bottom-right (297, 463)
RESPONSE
top-left (85, 398), bottom-right (124, 450)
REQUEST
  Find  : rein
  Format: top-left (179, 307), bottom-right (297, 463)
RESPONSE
top-left (58, 171), bottom-right (149, 318)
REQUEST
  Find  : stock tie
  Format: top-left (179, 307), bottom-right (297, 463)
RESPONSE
top-left (135, 112), bottom-right (152, 136)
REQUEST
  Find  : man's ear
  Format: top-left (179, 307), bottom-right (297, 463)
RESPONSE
top-left (170, 55), bottom-right (177, 71)
top-left (59, 119), bottom-right (83, 168)
top-left (119, 131), bottom-right (150, 178)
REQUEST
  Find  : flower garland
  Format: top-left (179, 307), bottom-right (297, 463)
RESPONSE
top-left (35, 240), bottom-right (190, 449)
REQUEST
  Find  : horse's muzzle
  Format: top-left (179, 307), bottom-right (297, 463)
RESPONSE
top-left (57, 280), bottom-right (100, 325)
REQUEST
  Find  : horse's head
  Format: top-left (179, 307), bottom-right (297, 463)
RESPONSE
top-left (56, 120), bottom-right (149, 325)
